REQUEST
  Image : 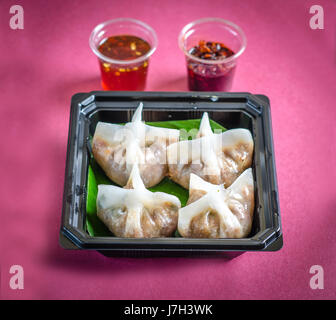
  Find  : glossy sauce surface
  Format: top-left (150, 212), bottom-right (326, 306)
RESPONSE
top-left (187, 40), bottom-right (236, 91)
top-left (98, 35), bottom-right (151, 90)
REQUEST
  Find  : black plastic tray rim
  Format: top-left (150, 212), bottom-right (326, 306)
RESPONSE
top-left (60, 91), bottom-right (282, 254)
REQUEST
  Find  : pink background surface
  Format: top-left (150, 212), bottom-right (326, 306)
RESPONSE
top-left (1, 0), bottom-right (335, 300)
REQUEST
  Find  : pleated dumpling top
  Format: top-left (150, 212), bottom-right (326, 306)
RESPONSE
top-left (97, 165), bottom-right (181, 238)
top-left (178, 168), bottom-right (254, 238)
top-left (92, 103), bottom-right (180, 187)
top-left (167, 112), bottom-right (254, 189)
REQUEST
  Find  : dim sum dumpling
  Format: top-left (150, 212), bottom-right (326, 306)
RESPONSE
top-left (167, 112), bottom-right (253, 189)
top-left (97, 165), bottom-right (181, 238)
top-left (92, 103), bottom-right (180, 187)
top-left (178, 168), bottom-right (254, 238)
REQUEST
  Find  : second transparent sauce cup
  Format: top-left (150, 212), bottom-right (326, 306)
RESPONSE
top-left (179, 18), bottom-right (247, 92)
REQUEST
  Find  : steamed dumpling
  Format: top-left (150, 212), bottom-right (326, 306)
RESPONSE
top-left (97, 165), bottom-right (181, 238)
top-left (178, 169), bottom-right (254, 238)
top-left (92, 103), bottom-right (180, 187)
top-left (167, 113), bottom-right (253, 189)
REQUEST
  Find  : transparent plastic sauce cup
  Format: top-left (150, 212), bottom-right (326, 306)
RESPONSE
top-left (90, 18), bottom-right (158, 91)
top-left (179, 18), bottom-right (246, 92)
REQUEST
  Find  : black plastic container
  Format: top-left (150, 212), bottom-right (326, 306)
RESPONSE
top-left (60, 91), bottom-right (282, 257)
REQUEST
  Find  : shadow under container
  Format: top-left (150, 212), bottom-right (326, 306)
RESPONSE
top-left (89, 18), bottom-right (158, 91)
top-left (179, 18), bottom-right (247, 92)
top-left (60, 91), bottom-right (282, 258)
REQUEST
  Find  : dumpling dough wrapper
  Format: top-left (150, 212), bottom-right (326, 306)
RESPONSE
top-left (167, 113), bottom-right (254, 189)
top-left (178, 168), bottom-right (254, 238)
top-left (97, 165), bottom-right (181, 238)
top-left (92, 103), bottom-right (180, 187)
